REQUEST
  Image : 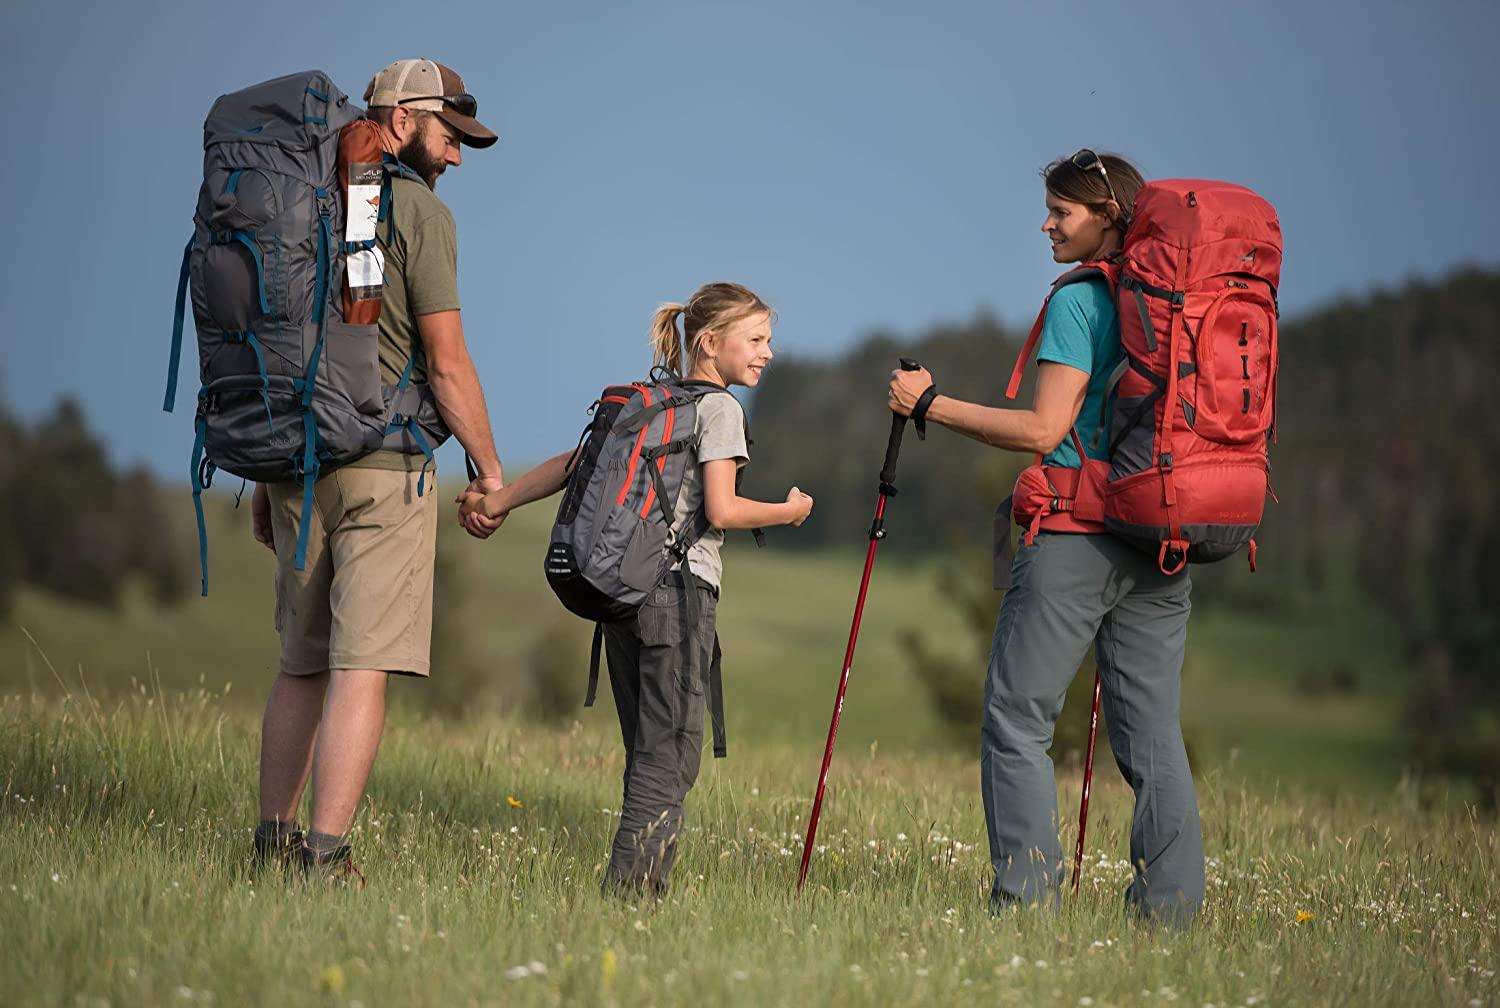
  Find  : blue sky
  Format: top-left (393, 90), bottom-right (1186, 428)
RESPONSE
top-left (1, 0), bottom-right (1495, 477)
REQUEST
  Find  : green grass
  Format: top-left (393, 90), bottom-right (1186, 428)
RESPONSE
top-left (0, 691), bottom-right (1494, 1007)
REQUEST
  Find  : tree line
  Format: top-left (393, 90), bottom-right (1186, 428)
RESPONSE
top-left (0, 397), bottom-right (188, 616)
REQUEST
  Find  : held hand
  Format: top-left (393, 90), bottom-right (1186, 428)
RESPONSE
top-left (887, 366), bottom-right (934, 417)
top-left (457, 476), bottom-right (505, 540)
top-left (466, 475), bottom-right (504, 497)
top-left (786, 486), bottom-right (814, 527)
top-left (460, 509), bottom-right (505, 539)
top-left (251, 483), bottom-right (275, 552)
top-left (456, 490), bottom-right (489, 519)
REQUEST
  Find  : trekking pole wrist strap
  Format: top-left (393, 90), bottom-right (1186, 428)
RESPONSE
top-left (910, 384), bottom-right (938, 440)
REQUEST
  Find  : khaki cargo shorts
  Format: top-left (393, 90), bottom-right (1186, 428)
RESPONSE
top-left (268, 466), bottom-right (438, 677)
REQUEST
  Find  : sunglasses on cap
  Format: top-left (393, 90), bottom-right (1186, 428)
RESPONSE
top-left (1070, 148), bottom-right (1121, 209)
top-left (397, 92), bottom-right (478, 117)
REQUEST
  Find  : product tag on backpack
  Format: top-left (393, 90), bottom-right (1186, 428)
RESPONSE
top-left (347, 248), bottom-right (384, 300)
top-left (346, 163), bottom-right (381, 242)
top-left (346, 162), bottom-right (384, 302)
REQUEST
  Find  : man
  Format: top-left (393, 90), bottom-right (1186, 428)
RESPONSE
top-left (248, 58), bottom-right (505, 875)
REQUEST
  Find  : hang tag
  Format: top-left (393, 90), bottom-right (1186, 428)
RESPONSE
top-left (346, 163), bottom-right (381, 243)
top-left (347, 247), bottom-right (384, 301)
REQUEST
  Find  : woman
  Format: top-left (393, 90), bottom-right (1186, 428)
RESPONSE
top-left (887, 151), bottom-right (1204, 926)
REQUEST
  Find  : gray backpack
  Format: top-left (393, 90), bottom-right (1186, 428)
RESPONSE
top-left (546, 374), bottom-right (759, 757)
top-left (162, 70), bottom-right (449, 593)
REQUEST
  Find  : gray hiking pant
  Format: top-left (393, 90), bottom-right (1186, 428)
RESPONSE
top-left (602, 580), bottom-right (717, 897)
top-left (981, 531), bottom-right (1203, 927)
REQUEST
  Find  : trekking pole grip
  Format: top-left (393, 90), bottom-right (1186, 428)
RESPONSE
top-left (879, 358), bottom-right (923, 491)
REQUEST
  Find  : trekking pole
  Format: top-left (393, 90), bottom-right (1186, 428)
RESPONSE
top-left (1069, 670), bottom-right (1102, 894)
top-left (797, 357), bottom-right (927, 893)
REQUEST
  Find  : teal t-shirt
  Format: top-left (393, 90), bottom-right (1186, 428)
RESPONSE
top-left (1035, 278), bottom-right (1122, 469)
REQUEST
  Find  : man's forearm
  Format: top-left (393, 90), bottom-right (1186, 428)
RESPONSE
top-left (428, 352), bottom-right (503, 479)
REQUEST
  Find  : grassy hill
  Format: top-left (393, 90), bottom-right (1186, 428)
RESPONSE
top-left (3, 485), bottom-right (1416, 797)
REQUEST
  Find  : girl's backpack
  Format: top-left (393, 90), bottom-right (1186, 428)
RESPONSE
top-left (545, 375), bottom-right (754, 757)
top-left (1105, 180), bottom-right (1282, 574)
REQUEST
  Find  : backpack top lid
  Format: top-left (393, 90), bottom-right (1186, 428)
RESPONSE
top-left (202, 70), bottom-right (360, 150)
top-left (1126, 179), bottom-right (1283, 291)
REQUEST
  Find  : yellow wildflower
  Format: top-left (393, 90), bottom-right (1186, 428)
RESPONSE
top-left (318, 964), bottom-right (346, 994)
top-left (1294, 909), bottom-right (1314, 924)
top-left (601, 947), bottom-right (618, 988)
top-left (507, 796), bottom-right (524, 809)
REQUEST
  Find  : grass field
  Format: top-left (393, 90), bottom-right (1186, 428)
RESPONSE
top-left (0, 688), bottom-right (1494, 1007)
top-left (3, 487), bottom-right (1491, 1005)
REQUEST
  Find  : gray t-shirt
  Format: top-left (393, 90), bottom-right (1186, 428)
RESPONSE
top-left (672, 390), bottom-right (749, 590)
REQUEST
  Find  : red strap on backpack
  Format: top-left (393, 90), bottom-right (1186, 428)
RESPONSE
top-left (1002, 261), bottom-right (1119, 542)
top-left (1005, 260), bottom-right (1119, 400)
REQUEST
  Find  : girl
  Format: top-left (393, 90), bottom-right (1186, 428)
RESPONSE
top-left (887, 152), bottom-right (1204, 927)
top-left (461, 282), bottom-right (814, 897)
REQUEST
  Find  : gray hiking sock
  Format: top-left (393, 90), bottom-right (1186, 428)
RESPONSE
top-left (304, 830), bottom-right (348, 853)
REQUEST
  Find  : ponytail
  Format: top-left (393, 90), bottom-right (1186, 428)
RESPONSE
top-left (649, 283), bottom-right (774, 375)
top-left (650, 303), bottom-right (687, 375)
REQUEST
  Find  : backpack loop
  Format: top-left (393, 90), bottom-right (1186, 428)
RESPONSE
top-left (163, 235), bottom-right (194, 413)
top-left (189, 412), bottom-right (211, 597)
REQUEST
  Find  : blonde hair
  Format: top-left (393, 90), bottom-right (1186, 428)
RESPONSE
top-left (649, 282), bottom-right (774, 375)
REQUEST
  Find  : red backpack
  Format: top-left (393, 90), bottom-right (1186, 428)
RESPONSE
top-left (1106, 180), bottom-right (1282, 574)
top-left (1001, 179), bottom-right (1282, 577)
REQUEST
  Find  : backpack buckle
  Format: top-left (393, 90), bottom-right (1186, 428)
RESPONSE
top-left (1158, 452), bottom-right (1174, 472)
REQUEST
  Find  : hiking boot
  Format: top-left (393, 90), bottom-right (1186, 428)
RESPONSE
top-left (600, 871), bottom-right (667, 904)
top-left (299, 839), bottom-right (366, 888)
top-left (251, 821), bottom-right (305, 875)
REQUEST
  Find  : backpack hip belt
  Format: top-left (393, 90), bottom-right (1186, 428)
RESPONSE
top-left (1010, 454), bottom-right (1110, 545)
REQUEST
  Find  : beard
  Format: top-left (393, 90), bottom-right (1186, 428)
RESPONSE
top-left (397, 125), bottom-right (447, 189)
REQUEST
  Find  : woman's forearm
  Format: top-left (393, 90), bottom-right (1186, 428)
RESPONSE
top-left (925, 395), bottom-right (1060, 455)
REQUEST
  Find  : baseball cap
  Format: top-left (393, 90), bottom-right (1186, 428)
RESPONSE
top-left (364, 59), bottom-right (498, 149)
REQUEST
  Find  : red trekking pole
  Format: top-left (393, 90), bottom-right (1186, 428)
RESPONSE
top-left (797, 358), bottom-right (930, 893)
top-left (1069, 670), bottom-right (1102, 894)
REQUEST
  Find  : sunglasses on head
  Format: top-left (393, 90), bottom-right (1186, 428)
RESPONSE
top-left (397, 92), bottom-right (478, 117)
top-left (1070, 148), bottom-right (1121, 209)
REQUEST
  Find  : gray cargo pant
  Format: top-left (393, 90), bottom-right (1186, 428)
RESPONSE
top-left (602, 579), bottom-right (717, 897)
top-left (981, 531), bottom-right (1203, 927)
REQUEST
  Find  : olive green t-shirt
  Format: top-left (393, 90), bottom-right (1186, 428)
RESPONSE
top-left (347, 176), bottom-right (460, 471)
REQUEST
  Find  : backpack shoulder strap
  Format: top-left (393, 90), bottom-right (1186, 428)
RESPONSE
top-left (1004, 260), bottom-right (1120, 400)
top-left (675, 381), bottom-right (764, 545)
